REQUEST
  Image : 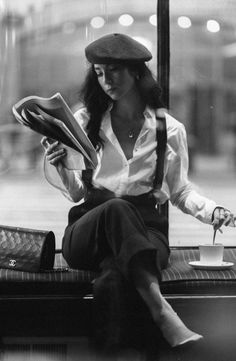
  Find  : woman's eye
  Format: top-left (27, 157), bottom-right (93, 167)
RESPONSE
top-left (109, 66), bottom-right (119, 72)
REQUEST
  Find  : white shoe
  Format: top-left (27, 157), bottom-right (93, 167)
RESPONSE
top-left (176, 333), bottom-right (203, 347)
top-left (159, 308), bottom-right (203, 348)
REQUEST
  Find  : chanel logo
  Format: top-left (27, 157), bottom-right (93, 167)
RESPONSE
top-left (9, 259), bottom-right (16, 267)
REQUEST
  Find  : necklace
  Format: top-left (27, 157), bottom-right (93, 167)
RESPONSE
top-left (128, 130), bottom-right (134, 138)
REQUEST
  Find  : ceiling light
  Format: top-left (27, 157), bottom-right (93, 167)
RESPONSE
top-left (207, 20), bottom-right (220, 33)
top-left (118, 14), bottom-right (134, 27)
top-left (90, 16), bottom-right (105, 29)
top-left (149, 14), bottom-right (157, 27)
top-left (177, 16), bottom-right (191, 29)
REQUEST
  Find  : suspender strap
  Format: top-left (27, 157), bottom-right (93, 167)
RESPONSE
top-left (81, 168), bottom-right (93, 190)
top-left (153, 109), bottom-right (167, 191)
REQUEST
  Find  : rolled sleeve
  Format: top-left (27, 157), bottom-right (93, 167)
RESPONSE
top-left (165, 116), bottom-right (217, 224)
top-left (44, 158), bottom-right (85, 202)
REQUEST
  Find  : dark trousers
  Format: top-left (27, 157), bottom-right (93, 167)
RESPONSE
top-left (62, 198), bottom-right (169, 280)
top-left (62, 197), bottom-right (170, 352)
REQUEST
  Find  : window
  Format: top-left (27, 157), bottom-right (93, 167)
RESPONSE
top-left (1, 1), bottom-right (235, 248)
top-left (169, 0), bottom-right (236, 246)
top-left (0, 0), bottom-right (158, 248)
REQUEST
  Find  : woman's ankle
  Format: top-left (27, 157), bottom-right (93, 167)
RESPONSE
top-left (158, 305), bottom-right (203, 347)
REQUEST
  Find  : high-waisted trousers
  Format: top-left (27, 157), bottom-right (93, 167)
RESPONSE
top-left (62, 195), bottom-right (170, 282)
top-left (62, 194), bottom-right (170, 350)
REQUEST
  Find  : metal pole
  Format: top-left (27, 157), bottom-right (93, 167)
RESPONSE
top-left (157, 0), bottom-right (170, 108)
top-left (157, 0), bottom-right (170, 236)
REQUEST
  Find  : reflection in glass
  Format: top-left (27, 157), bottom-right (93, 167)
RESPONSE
top-left (170, 0), bottom-right (236, 165)
top-left (0, 0), bottom-right (158, 245)
top-left (169, 0), bottom-right (236, 246)
top-left (0, 0), bottom-right (157, 174)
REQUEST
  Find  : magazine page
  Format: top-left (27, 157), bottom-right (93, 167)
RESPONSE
top-left (12, 93), bottom-right (98, 169)
top-left (34, 107), bottom-right (95, 166)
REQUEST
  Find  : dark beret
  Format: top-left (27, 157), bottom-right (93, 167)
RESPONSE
top-left (85, 33), bottom-right (152, 64)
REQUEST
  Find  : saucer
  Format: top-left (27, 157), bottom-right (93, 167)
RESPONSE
top-left (188, 261), bottom-right (234, 270)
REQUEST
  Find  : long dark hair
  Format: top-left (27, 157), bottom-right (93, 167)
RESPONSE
top-left (78, 62), bottom-right (165, 149)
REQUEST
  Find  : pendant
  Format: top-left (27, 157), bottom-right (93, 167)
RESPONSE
top-left (128, 131), bottom-right (134, 138)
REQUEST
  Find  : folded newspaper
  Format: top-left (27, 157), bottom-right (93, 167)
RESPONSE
top-left (12, 92), bottom-right (98, 169)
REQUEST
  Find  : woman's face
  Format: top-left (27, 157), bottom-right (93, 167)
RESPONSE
top-left (94, 64), bottom-right (137, 100)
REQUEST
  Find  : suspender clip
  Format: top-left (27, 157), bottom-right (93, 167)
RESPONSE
top-left (155, 203), bottom-right (162, 215)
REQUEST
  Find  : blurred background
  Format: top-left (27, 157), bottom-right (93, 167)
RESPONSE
top-left (0, 0), bottom-right (236, 248)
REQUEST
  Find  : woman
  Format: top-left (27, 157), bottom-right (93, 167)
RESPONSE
top-left (41, 33), bottom-right (234, 349)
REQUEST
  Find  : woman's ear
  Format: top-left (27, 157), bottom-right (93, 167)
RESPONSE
top-left (131, 71), bottom-right (140, 80)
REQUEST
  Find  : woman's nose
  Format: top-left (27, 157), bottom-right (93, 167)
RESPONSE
top-left (103, 72), bottom-right (112, 85)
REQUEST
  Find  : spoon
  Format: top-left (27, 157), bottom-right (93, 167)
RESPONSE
top-left (212, 228), bottom-right (223, 245)
top-left (212, 229), bottom-right (217, 245)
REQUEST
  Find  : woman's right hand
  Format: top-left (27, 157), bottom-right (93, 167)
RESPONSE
top-left (41, 136), bottom-right (66, 167)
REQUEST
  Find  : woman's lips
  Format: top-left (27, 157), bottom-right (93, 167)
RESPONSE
top-left (107, 87), bottom-right (116, 93)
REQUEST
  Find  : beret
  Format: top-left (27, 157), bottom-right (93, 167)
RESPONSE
top-left (85, 33), bottom-right (152, 64)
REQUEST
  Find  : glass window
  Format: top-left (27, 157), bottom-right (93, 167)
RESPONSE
top-left (0, 0), bottom-right (157, 248)
top-left (169, 0), bottom-right (236, 246)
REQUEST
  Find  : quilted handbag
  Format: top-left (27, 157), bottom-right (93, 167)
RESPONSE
top-left (0, 225), bottom-right (55, 272)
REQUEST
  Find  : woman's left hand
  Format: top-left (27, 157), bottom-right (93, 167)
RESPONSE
top-left (212, 207), bottom-right (235, 230)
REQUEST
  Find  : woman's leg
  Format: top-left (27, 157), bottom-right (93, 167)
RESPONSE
top-left (63, 198), bottom-right (202, 348)
top-left (128, 248), bottom-right (203, 347)
top-left (62, 198), bottom-right (158, 275)
top-left (63, 198), bottom-right (160, 351)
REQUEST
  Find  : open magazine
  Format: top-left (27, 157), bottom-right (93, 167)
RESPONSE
top-left (12, 92), bottom-right (98, 169)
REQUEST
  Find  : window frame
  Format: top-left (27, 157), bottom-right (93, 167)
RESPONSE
top-left (157, 0), bottom-right (170, 108)
top-left (157, 0), bottom-right (170, 236)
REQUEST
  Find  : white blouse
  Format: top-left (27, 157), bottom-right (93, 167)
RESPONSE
top-left (44, 106), bottom-right (217, 225)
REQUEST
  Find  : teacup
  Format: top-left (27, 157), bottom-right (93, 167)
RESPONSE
top-left (199, 243), bottom-right (224, 264)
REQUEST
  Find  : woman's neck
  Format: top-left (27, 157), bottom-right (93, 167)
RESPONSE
top-left (111, 89), bottom-right (145, 123)
top-left (110, 90), bottom-right (146, 160)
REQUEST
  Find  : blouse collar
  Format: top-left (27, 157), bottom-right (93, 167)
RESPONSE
top-left (100, 104), bottom-right (157, 134)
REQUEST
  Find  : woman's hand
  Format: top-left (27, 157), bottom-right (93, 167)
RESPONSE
top-left (41, 136), bottom-right (66, 167)
top-left (212, 207), bottom-right (235, 230)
